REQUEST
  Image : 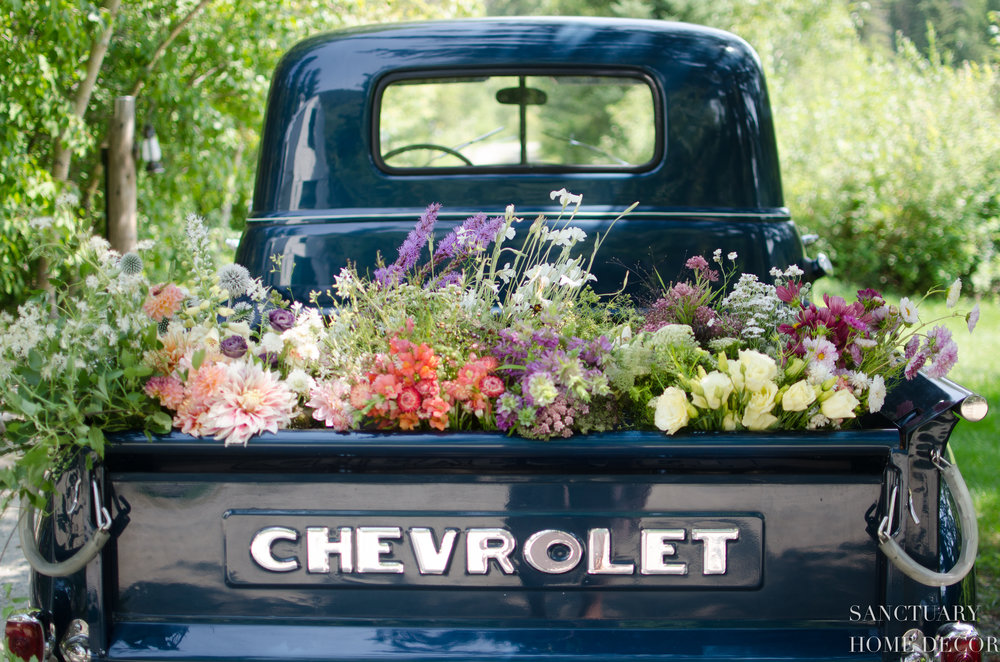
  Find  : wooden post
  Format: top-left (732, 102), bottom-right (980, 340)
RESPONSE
top-left (107, 96), bottom-right (137, 255)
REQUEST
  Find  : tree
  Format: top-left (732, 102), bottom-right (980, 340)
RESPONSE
top-left (0, 0), bottom-right (478, 311)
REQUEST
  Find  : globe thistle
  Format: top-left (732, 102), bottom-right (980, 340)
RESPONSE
top-left (218, 264), bottom-right (251, 298)
top-left (119, 252), bottom-right (144, 276)
top-left (230, 301), bottom-right (254, 322)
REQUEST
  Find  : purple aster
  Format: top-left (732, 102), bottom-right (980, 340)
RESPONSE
top-left (268, 308), bottom-right (295, 332)
top-left (905, 350), bottom-right (928, 380)
top-left (923, 325), bottom-right (958, 379)
top-left (220, 335), bottom-right (248, 359)
top-left (968, 304), bottom-right (980, 333)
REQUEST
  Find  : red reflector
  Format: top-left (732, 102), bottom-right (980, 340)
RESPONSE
top-left (941, 635), bottom-right (982, 662)
top-left (4, 615), bottom-right (45, 662)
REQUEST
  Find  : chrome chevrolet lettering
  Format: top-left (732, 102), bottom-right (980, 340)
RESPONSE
top-left (249, 525), bottom-right (740, 576)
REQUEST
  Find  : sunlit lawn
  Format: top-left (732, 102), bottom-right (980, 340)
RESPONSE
top-left (936, 297), bottom-right (1000, 639)
top-left (816, 279), bottom-right (999, 637)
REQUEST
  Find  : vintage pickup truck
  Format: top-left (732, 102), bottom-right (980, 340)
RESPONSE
top-left (6, 16), bottom-right (988, 662)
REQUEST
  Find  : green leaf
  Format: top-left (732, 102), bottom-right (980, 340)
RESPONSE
top-left (87, 426), bottom-right (105, 455)
top-left (191, 347), bottom-right (206, 371)
top-left (124, 363), bottom-right (153, 378)
top-left (27, 348), bottom-right (43, 372)
top-left (11, 391), bottom-right (39, 417)
top-left (150, 411), bottom-right (174, 433)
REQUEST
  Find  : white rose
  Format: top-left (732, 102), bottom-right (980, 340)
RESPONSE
top-left (692, 371), bottom-right (734, 410)
top-left (730, 350), bottom-right (777, 392)
top-left (821, 389), bottom-right (860, 420)
top-left (653, 387), bottom-right (690, 435)
top-left (782, 380), bottom-right (817, 412)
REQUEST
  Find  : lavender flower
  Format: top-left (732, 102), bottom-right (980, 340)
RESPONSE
top-left (374, 203), bottom-right (441, 286)
top-left (433, 212), bottom-right (505, 262)
top-left (268, 308), bottom-right (295, 332)
top-left (221, 335), bottom-right (248, 359)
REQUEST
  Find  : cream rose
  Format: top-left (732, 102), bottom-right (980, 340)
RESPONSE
top-left (692, 371), bottom-right (734, 410)
top-left (730, 350), bottom-right (778, 392)
top-left (742, 408), bottom-right (779, 431)
top-left (742, 381), bottom-right (779, 430)
top-left (653, 387), bottom-right (691, 435)
top-left (782, 380), bottom-right (817, 412)
top-left (821, 389), bottom-right (860, 420)
top-left (226, 321), bottom-right (252, 339)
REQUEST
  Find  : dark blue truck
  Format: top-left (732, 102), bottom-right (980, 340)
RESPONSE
top-left (6, 17), bottom-right (987, 662)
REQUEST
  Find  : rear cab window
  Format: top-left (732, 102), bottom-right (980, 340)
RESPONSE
top-left (375, 71), bottom-right (661, 172)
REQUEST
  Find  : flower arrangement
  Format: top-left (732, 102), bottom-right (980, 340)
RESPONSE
top-left (0, 192), bottom-right (979, 502)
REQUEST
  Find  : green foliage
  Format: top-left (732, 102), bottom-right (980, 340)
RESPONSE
top-left (0, 0), bottom-right (479, 311)
top-left (774, 13), bottom-right (1000, 294)
top-left (0, 233), bottom-right (172, 506)
top-left (613, 0), bottom-right (1000, 295)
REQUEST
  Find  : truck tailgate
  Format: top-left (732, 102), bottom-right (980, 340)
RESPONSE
top-left (97, 430), bottom-right (897, 661)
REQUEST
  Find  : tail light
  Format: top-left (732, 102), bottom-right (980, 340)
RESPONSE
top-left (4, 612), bottom-right (50, 662)
top-left (939, 622), bottom-right (982, 662)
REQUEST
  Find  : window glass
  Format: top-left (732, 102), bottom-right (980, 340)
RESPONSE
top-left (378, 74), bottom-right (657, 170)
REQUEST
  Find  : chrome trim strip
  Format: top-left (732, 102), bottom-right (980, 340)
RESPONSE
top-left (247, 209), bottom-right (792, 222)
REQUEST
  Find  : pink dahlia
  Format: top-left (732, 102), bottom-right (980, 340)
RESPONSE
top-left (202, 361), bottom-right (297, 446)
top-left (142, 283), bottom-right (185, 322)
top-left (144, 375), bottom-right (185, 410)
top-left (306, 379), bottom-right (354, 431)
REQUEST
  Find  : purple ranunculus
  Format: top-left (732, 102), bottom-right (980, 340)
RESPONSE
top-left (268, 308), bottom-right (295, 332)
top-left (220, 335), bottom-right (248, 359)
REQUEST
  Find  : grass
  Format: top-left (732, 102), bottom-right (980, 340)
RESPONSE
top-left (935, 298), bottom-right (1000, 640)
top-left (815, 279), bottom-right (999, 637)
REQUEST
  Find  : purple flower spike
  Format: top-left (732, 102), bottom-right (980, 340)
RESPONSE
top-left (220, 335), bottom-right (248, 359)
top-left (268, 308), bottom-right (295, 332)
top-left (397, 202), bottom-right (441, 272)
